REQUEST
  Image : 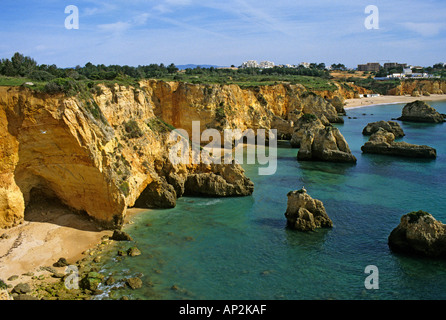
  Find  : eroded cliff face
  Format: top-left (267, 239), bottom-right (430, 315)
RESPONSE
top-left (387, 80), bottom-right (446, 96)
top-left (0, 79), bottom-right (352, 229)
top-left (0, 87), bottom-right (126, 228)
top-left (143, 80), bottom-right (345, 142)
top-left (0, 82), bottom-right (256, 229)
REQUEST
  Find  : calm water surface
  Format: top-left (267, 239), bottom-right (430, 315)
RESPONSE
top-left (99, 101), bottom-right (446, 300)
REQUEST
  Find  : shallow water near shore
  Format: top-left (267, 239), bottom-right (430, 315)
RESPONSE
top-left (99, 101), bottom-right (446, 300)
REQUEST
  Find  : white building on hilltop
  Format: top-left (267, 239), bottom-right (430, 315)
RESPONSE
top-left (240, 60), bottom-right (259, 68)
top-left (259, 61), bottom-right (275, 69)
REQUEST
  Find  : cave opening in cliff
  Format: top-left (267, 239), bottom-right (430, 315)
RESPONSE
top-left (24, 186), bottom-right (96, 230)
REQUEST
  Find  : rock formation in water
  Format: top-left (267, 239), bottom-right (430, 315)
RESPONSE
top-left (297, 124), bottom-right (357, 163)
top-left (388, 211), bottom-right (446, 258)
top-left (362, 120), bottom-right (405, 138)
top-left (0, 79), bottom-right (356, 229)
top-left (397, 100), bottom-right (446, 123)
top-left (361, 128), bottom-right (436, 159)
top-left (290, 114), bottom-right (324, 148)
top-left (284, 189), bottom-right (333, 231)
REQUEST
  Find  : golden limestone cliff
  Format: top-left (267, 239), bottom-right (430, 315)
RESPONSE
top-left (143, 80), bottom-right (347, 141)
top-left (0, 79), bottom-right (351, 229)
top-left (387, 80), bottom-right (446, 96)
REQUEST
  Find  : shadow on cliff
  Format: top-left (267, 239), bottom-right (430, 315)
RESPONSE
top-left (23, 188), bottom-right (103, 232)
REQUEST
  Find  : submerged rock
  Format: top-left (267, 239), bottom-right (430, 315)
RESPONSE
top-left (361, 128), bottom-right (436, 159)
top-left (110, 230), bottom-right (133, 241)
top-left (388, 211), bottom-right (446, 258)
top-left (126, 277), bottom-right (143, 290)
top-left (397, 100), bottom-right (446, 123)
top-left (127, 247), bottom-right (141, 257)
top-left (362, 120), bottom-right (405, 138)
top-left (284, 189), bottom-right (333, 231)
top-left (80, 272), bottom-right (105, 291)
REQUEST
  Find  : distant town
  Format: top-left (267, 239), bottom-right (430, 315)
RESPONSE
top-left (237, 60), bottom-right (445, 80)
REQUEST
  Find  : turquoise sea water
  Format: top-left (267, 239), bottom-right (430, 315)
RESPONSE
top-left (99, 101), bottom-right (446, 300)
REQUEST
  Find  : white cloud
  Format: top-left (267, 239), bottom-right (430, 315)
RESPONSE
top-left (133, 13), bottom-right (150, 25)
top-left (98, 21), bottom-right (131, 34)
top-left (401, 22), bottom-right (444, 37)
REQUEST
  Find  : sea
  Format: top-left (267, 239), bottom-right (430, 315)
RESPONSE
top-left (97, 101), bottom-right (446, 300)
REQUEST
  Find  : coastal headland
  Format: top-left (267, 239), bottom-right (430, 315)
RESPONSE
top-left (1, 75), bottom-right (445, 299)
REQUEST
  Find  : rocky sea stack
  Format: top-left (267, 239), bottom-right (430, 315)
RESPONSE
top-left (284, 189), bottom-right (333, 231)
top-left (361, 128), bottom-right (436, 159)
top-left (388, 211), bottom-right (446, 258)
top-left (362, 120), bottom-right (405, 138)
top-left (397, 100), bottom-right (446, 123)
top-left (297, 124), bottom-right (357, 163)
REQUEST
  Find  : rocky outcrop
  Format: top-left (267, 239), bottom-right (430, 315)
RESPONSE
top-left (0, 289), bottom-right (13, 300)
top-left (388, 211), bottom-right (446, 258)
top-left (0, 78), bottom-right (362, 229)
top-left (0, 84), bottom-right (254, 229)
top-left (0, 86), bottom-right (127, 229)
top-left (387, 79), bottom-right (446, 96)
top-left (144, 80), bottom-right (344, 144)
top-left (297, 124), bottom-right (357, 163)
top-left (134, 178), bottom-right (177, 209)
top-left (362, 120), bottom-right (405, 137)
top-left (271, 116), bottom-right (294, 140)
top-left (290, 114), bottom-right (324, 148)
top-left (184, 163), bottom-right (254, 197)
top-left (361, 128), bottom-right (436, 159)
top-left (284, 189), bottom-right (333, 231)
top-left (397, 100), bottom-right (445, 123)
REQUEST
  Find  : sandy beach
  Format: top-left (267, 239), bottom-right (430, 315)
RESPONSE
top-left (344, 94), bottom-right (446, 109)
top-left (0, 198), bottom-right (113, 287)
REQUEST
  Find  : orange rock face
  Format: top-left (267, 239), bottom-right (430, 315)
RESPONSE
top-left (0, 79), bottom-right (356, 229)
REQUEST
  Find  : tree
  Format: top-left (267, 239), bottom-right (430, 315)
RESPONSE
top-left (167, 63), bottom-right (178, 74)
top-left (0, 59), bottom-right (15, 76)
top-left (317, 63), bottom-right (326, 70)
top-left (10, 52), bottom-right (37, 76)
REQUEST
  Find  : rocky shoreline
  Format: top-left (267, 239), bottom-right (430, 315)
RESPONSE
top-left (0, 225), bottom-right (148, 300)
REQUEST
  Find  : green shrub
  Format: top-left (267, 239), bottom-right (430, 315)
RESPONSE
top-left (43, 81), bottom-right (62, 94)
top-left (124, 120), bottom-right (143, 139)
top-left (28, 70), bottom-right (55, 81)
top-left (215, 106), bottom-right (225, 121)
top-left (301, 113), bottom-right (317, 122)
top-left (43, 78), bottom-right (83, 96)
top-left (119, 181), bottom-right (130, 197)
top-left (406, 210), bottom-right (430, 223)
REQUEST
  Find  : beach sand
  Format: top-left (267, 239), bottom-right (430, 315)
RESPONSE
top-left (344, 94), bottom-right (446, 109)
top-left (0, 198), bottom-right (113, 284)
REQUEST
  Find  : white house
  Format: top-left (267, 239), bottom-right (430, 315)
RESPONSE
top-left (259, 61), bottom-right (275, 69)
top-left (241, 60), bottom-right (259, 68)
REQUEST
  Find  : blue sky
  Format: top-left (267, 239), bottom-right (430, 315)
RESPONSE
top-left (0, 0), bottom-right (445, 68)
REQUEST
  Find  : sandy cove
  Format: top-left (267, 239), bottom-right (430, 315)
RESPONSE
top-left (344, 94), bottom-right (446, 109)
top-left (0, 196), bottom-right (145, 294)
